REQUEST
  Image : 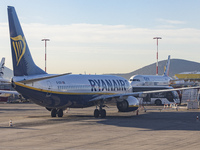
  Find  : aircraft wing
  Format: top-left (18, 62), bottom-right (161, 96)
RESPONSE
top-left (170, 82), bottom-right (197, 88)
top-left (89, 92), bottom-right (141, 102)
top-left (169, 78), bottom-right (198, 88)
top-left (0, 78), bottom-right (11, 83)
top-left (89, 86), bottom-right (200, 102)
top-left (0, 90), bottom-right (20, 97)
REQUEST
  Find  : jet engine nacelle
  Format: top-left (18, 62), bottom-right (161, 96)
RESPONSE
top-left (117, 96), bottom-right (139, 112)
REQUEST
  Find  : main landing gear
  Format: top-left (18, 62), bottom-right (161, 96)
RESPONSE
top-left (94, 105), bottom-right (107, 118)
top-left (51, 108), bottom-right (63, 117)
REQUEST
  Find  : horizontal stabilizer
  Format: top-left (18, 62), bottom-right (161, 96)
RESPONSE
top-left (19, 73), bottom-right (72, 83)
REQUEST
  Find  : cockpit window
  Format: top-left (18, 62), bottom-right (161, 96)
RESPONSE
top-left (130, 79), bottom-right (140, 82)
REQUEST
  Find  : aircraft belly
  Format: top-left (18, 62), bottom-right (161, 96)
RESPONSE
top-left (15, 85), bottom-right (94, 108)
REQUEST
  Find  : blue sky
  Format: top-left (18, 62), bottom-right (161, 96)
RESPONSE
top-left (1, 0), bottom-right (200, 75)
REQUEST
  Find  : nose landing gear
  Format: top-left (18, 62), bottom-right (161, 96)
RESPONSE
top-left (94, 105), bottom-right (107, 118)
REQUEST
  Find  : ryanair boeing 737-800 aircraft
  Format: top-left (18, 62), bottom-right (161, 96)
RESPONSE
top-left (7, 6), bottom-right (141, 118)
top-left (5, 6), bottom-right (199, 118)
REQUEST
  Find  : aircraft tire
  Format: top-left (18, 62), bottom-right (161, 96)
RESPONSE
top-left (100, 109), bottom-right (106, 118)
top-left (57, 109), bottom-right (63, 117)
top-left (51, 109), bottom-right (57, 117)
top-left (94, 109), bottom-right (100, 118)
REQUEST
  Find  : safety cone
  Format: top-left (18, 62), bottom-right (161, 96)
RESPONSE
top-left (197, 115), bottom-right (199, 122)
top-left (9, 119), bottom-right (13, 127)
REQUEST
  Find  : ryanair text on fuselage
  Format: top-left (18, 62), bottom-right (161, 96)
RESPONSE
top-left (88, 79), bottom-right (129, 92)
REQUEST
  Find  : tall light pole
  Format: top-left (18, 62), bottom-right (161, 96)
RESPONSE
top-left (153, 37), bottom-right (162, 75)
top-left (41, 38), bottom-right (50, 72)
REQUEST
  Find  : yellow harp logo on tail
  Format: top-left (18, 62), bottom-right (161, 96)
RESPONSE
top-left (11, 35), bottom-right (26, 66)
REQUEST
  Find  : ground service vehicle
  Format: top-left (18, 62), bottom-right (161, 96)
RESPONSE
top-left (132, 86), bottom-right (180, 105)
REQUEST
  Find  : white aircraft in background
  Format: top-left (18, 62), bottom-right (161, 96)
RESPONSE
top-left (129, 55), bottom-right (171, 87)
top-left (0, 57), bottom-right (5, 76)
top-left (0, 57), bottom-right (20, 98)
top-left (0, 57), bottom-right (10, 83)
top-left (4, 6), bottom-right (199, 118)
top-left (129, 56), bottom-right (197, 88)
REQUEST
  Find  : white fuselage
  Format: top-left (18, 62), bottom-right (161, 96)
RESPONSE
top-left (129, 75), bottom-right (171, 86)
top-left (13, 74), bottom-right (132, 108)
top-left (13, 74), bottom-right (132, 94)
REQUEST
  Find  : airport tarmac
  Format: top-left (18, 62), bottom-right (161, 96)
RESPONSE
top-left (0, 103), bottom-right (200, 150)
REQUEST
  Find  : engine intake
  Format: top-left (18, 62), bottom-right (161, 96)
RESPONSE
top-left (117, 96), bottom-right (139, 112)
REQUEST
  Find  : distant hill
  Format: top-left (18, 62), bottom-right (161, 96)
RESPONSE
top-left (4, 59), bottom-right (200, 81)
top-left (108, 59), bottom-right (200, 80)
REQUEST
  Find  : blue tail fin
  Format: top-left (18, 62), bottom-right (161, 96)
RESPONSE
top-left (7, 6), bottom-right (46, 76)
top-left (163, 55), bottom-right (170, 76)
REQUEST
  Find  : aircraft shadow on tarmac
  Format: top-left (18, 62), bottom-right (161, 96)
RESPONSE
top-left (38, 111), bottom-right (200, 131)
top-left (3, 110), bottom-right (200, 131)
top-left (95, 112), bottom-right (200, 131)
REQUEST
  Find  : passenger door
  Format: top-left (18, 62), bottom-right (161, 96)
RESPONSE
top-left (46, 81), bottom-right (52, 97)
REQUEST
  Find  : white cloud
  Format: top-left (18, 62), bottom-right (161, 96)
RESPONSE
top-left (20, 23), bottom-right (200, 45)
top-left (1, 23), bottom-right (200, 74)
top-left (157, 18), bottom-right (186, 25)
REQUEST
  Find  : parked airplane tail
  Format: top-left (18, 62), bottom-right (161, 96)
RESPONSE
top-left (0, 57), bottom-right (5, 77)
top-left (7, 6), bottom-right (46, 76)
top-left (163, 55), bottom-right (170, 76)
